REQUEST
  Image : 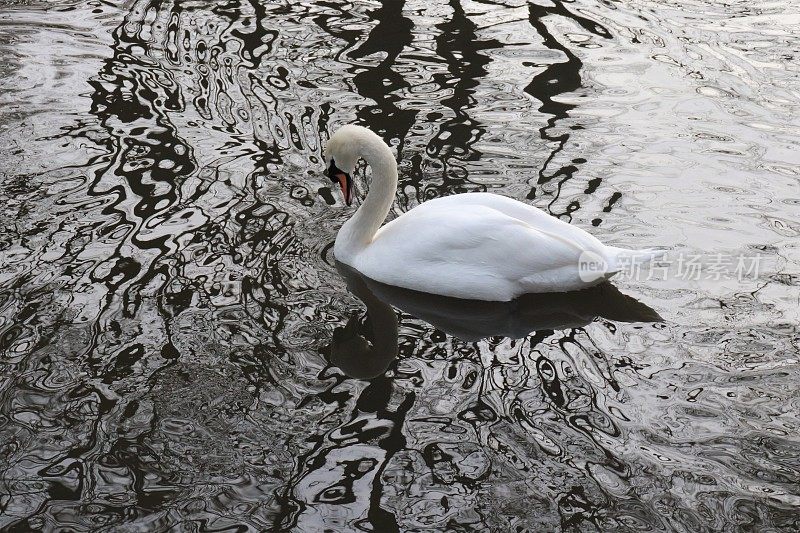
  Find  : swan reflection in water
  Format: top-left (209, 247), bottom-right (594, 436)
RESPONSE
top-left (328, 262), bottom-right (661, 379)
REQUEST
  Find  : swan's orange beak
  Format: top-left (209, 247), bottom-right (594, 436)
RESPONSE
top-left (335, 171), bottom-right (352, 206)
top-left (327, 159), bottom-right (353, 206)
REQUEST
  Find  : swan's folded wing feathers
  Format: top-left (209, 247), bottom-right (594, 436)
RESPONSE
top-left (357, 204), bottom-right (591, 299)
top-left (403, 192), bottom-right (606, 251)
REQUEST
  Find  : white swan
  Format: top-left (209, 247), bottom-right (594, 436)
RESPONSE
top-left (325, 124), bottom-right (661, 301)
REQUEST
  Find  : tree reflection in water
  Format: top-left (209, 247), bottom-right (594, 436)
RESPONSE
top-left (1, 0), bottom-right (798, 531)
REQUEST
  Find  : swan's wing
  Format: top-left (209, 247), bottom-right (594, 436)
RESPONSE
top-left (355, 204), bottom-right (596, 300)
top-left (409, 193), bottom-right (607, 251)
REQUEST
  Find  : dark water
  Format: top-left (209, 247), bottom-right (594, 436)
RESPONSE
top-left (1, 0), bottom-right (799, 530)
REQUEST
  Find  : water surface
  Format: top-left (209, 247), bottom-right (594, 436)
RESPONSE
top-left (1, 0), bottom-right (799, 530)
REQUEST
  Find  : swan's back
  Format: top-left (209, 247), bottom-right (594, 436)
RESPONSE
top-left (403, 193), bottom-right (606, 251)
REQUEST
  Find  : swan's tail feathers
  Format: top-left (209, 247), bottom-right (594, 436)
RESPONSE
top-left (604, 246), bottom-right (668, 274)
top-left (578, 246), bottom-right (667, 285)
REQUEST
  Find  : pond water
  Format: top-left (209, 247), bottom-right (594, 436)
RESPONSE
top-left (1, 0), bottom-right (799, 530)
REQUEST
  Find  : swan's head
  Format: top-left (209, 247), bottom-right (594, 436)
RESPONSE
top-left (324, 124), bottom-right (388, 206)
top-left (324, 126), bottom-right (363, 206)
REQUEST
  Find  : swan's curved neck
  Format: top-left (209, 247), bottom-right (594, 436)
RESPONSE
top-left (338, 138), bottom-right (398, 253)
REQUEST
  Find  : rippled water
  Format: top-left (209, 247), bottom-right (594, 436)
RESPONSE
top-left (1, 0), bottom-right (799, 530)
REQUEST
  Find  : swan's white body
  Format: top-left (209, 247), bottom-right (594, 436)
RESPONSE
top-left (326, 125), bottom-right (659, 302)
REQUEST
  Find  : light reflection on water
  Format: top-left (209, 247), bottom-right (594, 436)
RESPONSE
top-left (1, 0), bottom-right (799, 531)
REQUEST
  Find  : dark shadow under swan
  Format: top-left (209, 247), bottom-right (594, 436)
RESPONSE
top-left (328, 262), bottom-right (661, 379)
